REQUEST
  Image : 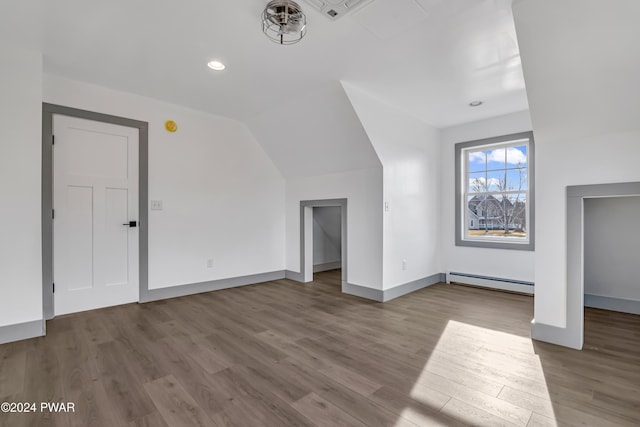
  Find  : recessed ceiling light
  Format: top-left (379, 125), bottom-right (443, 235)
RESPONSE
top-left (469, 101), bottom-right (483, 107)
top-left (207, 60), bottom-right (226, 71)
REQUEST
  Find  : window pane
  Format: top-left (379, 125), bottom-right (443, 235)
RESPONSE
top-left (507, 145), bottom-right (527, 167)
top-left (502, 192), bottom-right (527, 237)
top-left (467, 150), bottom-right (488, 173)
top-left (505, 167), bottom-right (527, 191)
top-left (466, 193), bottom-right (527, 239)
top-left (486, 170), bottom-right (504, 192)
top-left (486, 147), bottom-right (506, 170)
top-left (467, 194), bottom-right (498, 236)
top-left (467, 194), bottom-right (486, 232)
top-left (468, 172), bottom-right (488, 193)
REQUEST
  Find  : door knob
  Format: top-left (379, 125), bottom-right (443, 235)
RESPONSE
top-left (122, 221), bottom-right (137, 227)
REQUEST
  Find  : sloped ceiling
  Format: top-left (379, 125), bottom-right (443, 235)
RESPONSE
top-left (513, 0), bottom-right (640, 140)
top-left (0, 0), bottom-right (527, 127)
top-left (0, 0), bottom-right (529, 178)
top-left (247, 81), bottom-right (381, 178)
top-left (344, 0), bottom-right (529, 126)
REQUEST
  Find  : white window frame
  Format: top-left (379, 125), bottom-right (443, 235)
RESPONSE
top-left (455, 131), bottom-right (535, 251)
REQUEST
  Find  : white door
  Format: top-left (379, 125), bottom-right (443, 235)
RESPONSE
top-left (53, 115), bottom-right (139, 315)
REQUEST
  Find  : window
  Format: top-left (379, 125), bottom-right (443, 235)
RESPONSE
top-left (455, 131), bottom-right (535, 251)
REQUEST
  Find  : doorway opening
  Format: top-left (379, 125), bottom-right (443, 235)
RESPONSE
top-left (312, 206), bottom-right (342, 286)
top-left (42, 103), bottom-right (149, 322)
top-left (299, 199), bottom-right (347, 290)
top-left (584, 196), bottom-right (640, 312)
top-left (566, 182), bottom-right (640, 349)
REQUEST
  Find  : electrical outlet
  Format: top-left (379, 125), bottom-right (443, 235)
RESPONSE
top-left (402, 259), bottom-right (407, 271)
top-left (207, 259), bottom-right (214, 269)
top-left (151, 200), bottom-right (163, 211)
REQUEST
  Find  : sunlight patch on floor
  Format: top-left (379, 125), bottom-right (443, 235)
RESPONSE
top-left (395, 320), bottom-right (557, 427)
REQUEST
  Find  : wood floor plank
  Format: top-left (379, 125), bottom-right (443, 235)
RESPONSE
top-left (19, 337), bottom-right (69, 427)
top-left (498, 386), bottom-right (556, 419)
top-left (55, 327), bottom-right (123, 427)
top-left (292, 392), bottom-right (368, 427)
top-left (371, 383), bottom-right (451, 416)
top-left (413, 356), bottom-right (506, 397)
top-left (253, 329), bottom-right (332, 370)
top-left (590, 389), bottom-right (640, 422)
top-left (1, 269), bottom-right (639, 427)
top-left (228, 359), bottom-right (311, 404)
top-left (94, 340), bottom-right (157, 423)
top-left (128, 411), bottom-right (170, 427)
top-left (165, 333), bottom-right (229, 375)
top-left (143, 375), bottom-right (218, 427)
top-left (547, 401), bottom-right (637, 427)
top-left (315, 376), bottom-right (421, 427)
top-left (66, 379), bottom-right (125, 427)
top-left (0, 341), bottom-right (26, 399)
top-left (420, 348), bottom-right (555, 400)
top-left (526, 412), bottom-right (560, 427)
top-left (442, 397), bottom-right (521, 427)
top-left (318, 362), bottom-right (382, 396)
top-left (101, 316), bottom-right (167, 384)
top-left (204, 327), bottom-right (288, 366)
top-left (414, 371), bottom-right (533, 426)
top-left (209, 368), bottom-right (316, 426)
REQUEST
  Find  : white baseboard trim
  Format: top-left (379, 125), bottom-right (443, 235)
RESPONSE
top-left (342, 282), bottom-right (383, 302)
top-left (0, 319), bottom-right (44, 345)
top-left (313, 261), bottom-right (341, 273)
top-left (285, 270), bottom-right (304, 282)
top-left (447, 272), bottom-right (534, 295)
top-left (585, 294), bottom-right (640, 315)
top-left (140, 270), bottom-right (286, 303)
top-left (530, 319), bottom-right (582, 350)
top-left (342, 273), bottom-right (445, 303)
top-left (383, 273), bottom-right (444, 302)
top-left (141, 268), bottom-right (443, 308)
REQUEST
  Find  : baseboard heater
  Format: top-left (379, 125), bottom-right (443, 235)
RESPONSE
top-left (447, 272), bottom-right (534, 295)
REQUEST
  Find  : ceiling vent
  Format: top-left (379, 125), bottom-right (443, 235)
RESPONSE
top-left (300, 0), bottom-right (374, 20)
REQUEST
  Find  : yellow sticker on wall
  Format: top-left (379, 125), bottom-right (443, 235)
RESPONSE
top-left (165, 120), bottom-right (178, 133)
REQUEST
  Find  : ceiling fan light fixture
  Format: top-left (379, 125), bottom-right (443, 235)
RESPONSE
top-left (262, 0), bottom-right (307, 45)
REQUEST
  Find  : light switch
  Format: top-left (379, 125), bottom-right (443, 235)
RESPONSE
top-left (151, 200), bottom-right (163, 211)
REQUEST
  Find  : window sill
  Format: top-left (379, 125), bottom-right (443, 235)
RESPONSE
top-left (456, 238), bottom-right (535, 251)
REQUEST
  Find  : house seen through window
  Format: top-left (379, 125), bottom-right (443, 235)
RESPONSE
top-left (455, 132), bottom-right (535, 251)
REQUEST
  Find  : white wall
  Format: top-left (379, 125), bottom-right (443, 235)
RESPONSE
top-left (513, 0), bottom-right (640, 328)
top-left (343, 83), bottom-right (442, 290)
top-left (534, 130), bottom-right (640, 328)
top-left (313, 207), bottom-right (341, 266)
top-left (0, 43), bottom-right (43, 327)
top-left (247, 82), bottom-right (381, 179)
top-left (286, 168), bottom-right (383, 289)
top-left (440, 110), bottom-right (534, 282)
top-left (584, 197), bottom-right (640, 301)
top-left (43, 74), bottom-right (285, 290)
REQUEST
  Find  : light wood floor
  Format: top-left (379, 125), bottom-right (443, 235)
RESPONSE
top-left (1, 270), bottom-right (639, 426)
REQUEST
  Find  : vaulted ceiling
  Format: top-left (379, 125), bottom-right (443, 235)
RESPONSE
top-left (1, 0), bottom-right (528, 128)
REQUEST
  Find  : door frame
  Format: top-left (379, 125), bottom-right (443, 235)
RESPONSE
top-left (299, 199), bottom-right (347, 287)
top-left (563, 181), bottom-right (640, 349)
top-left (42, 103), bottom-right (149, 322)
